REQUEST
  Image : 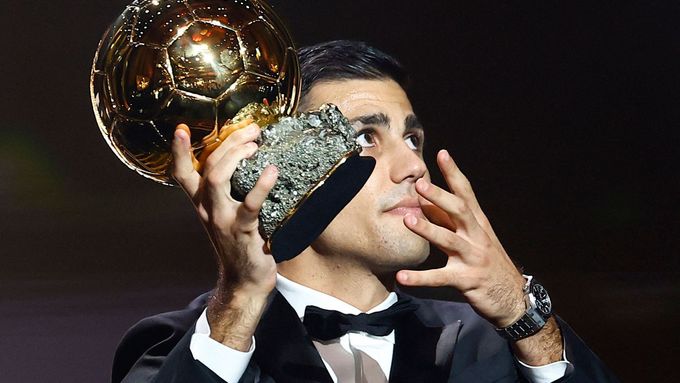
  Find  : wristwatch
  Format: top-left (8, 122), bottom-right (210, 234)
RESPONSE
top-left (496, 275), bottom-right (553, 341)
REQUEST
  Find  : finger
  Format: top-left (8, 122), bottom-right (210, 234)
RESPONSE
top-left (419, 199), bottom-right (457, 231)
top-left (203, 142), bottom-right (259, 208)
top-left (171, 125), bottom-right (200, 197)
top-left (200, 122), bottom-right (260, 171)
top-left (235, 165), bottom-right (279, 231)
top-left (396, 267), bottom-right (452, 287)
top-left (437, 150), bottom-right (476, 202)
top-left (403, 214), bottom-right (471, 255)
top-left (219, 118), bottom-right (254, 141)
top-left (202, 123), bottom-right (261, 173)
top-left (438, 150), bottom-right (499, 242)
top-left (437, 150), bottom-right (486, 223)
top-left (415, 178), bottom-right (480, 233)
top-left (196, 119), bottom-right (256, 169)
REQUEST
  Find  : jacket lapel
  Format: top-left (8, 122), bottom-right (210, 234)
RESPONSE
top-left (252, 292), bottom-right (465, 383)
top-left (254, 292), bottom-right (333, 383)
top-left (389, 295), bottom-right (462, 383)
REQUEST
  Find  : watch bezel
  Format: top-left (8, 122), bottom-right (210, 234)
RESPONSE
top-left (529, 280), bottom-right (552, 318)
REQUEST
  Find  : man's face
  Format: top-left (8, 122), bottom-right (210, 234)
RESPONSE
top-left (302, 78), bottom-right (430, 272)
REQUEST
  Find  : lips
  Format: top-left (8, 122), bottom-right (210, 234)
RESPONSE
top-left (385, 199), bottom-right (424, 217)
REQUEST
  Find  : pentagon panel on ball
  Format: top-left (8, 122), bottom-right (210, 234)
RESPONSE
top-left (168, 21), bottom-right (244, 99)
top-left (90, 0), bottom-right (300, 185)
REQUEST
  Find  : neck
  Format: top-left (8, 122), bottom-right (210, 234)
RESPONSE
top-left (277, 248), bottom-right (394, 312)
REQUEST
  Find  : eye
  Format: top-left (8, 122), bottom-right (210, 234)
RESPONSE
top-left (404, 134), bottom-right (421, 150)
top-left (356, 131), bottom-right (376, 148)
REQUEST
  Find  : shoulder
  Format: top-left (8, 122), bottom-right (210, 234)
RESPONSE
top-left (111, 291), bottom-right (212, 383)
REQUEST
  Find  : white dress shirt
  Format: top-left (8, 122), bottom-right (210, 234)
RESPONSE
top-left (190, 274), bottom-right (569, 383)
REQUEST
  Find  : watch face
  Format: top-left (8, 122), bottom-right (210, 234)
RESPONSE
top-left (531, 283), bottom-right (552, 316)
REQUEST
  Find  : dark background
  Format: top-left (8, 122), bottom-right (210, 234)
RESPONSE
top-left (1, 0), bottom-right (678, 381)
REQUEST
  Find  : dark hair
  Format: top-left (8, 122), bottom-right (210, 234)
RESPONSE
top-left (297, 40), bottom-right (409, 100)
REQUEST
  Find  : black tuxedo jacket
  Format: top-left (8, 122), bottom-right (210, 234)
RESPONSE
top-left (112, 291), bottom-right (618, 383)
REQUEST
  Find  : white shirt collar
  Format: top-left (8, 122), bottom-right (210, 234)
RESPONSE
top-left (276, 274), bottom-right (399, 379)
top-left (276, 273), bottom-right (399, 319)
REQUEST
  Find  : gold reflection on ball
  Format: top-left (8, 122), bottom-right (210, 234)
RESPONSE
top-left (90, 0), bottom-right (300, 185)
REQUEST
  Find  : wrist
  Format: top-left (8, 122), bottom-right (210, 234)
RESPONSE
top-left (496, 275), bottom-right (555, 344)
top-left (512, 316), bottom-right (564, 365)
top-left (494, 273), bottom-right (529, 328)
top-left (207, 287), bottom-right (270, 350)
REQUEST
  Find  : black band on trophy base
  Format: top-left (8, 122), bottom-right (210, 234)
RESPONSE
top-left (270, 154), bottom-right (375, 263)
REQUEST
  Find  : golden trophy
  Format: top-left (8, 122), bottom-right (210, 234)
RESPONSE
top-left (91, 0), bottom-right (374, 261)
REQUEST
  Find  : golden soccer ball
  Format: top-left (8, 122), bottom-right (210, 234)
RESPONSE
top-left (90, 0), bottom-right (300, 184)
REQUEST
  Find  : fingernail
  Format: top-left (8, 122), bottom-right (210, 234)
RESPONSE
top-left (417, 178), bottom-right (429, 192)
top-left (174, 129), bottom-right (186, 142)
top-left (405, 214), bottom-right (417, 226)
top-left (400, 272), bottom-right (409, 282)
top-left (440, 149), bottom-right (450, 161)
top-left (266, 165), bottom-right (278, 175)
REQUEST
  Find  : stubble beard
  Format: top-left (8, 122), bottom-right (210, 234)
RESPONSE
top-left (366, 219), bottom-right (430, 274)
top-left (365, 186), bottom-right (431, 272)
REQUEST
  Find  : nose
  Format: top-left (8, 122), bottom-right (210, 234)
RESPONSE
top-left (389, 142), bottom-right (427, 184)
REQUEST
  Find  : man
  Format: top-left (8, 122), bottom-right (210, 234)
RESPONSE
top-left (113, 40), bottom-right (618, 382)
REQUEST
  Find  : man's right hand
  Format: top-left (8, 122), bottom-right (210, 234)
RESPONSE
top-left (171, 121), bottom-right (278, 351)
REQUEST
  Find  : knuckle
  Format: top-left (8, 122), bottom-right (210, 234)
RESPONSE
top-left (451, 198), bottom-right (467, 215)
top-left (233, 124), bottom-right (258, 140)
top-left (443, 233), bottom-right (458, 249)
top-left (206, 172), bottom-right (223, 187)
top-left (230, 127), bottom-right (248, 140)
top-left (244, 141), bottom-right (259, 153)
top-left (232, 142), bottom-right (257, 160)
top-left (462, 180), bottom-right (473, 194)
top-left (204, 153), bottom-right (220, 169)
top-left (246, 122), bottom-right (261, 132)
top-left (430, 183), bottom-right (443, 197)
top-left (241, 199), bottom-right (259, 214)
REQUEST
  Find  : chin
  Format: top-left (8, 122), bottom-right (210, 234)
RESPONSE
top-left (398, 238), bottom-right (430, 266)
top-left (373, 230), bottom-right (430, 272)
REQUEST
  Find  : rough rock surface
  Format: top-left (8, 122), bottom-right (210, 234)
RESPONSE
top-left (231, 103), bottom-right (360, 238)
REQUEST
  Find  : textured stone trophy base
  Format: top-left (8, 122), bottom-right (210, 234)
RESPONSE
top-left (231, 103), bottom-right (375, 262)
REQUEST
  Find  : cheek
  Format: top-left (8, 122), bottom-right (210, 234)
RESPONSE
top-left (326, 186), bottom-right (375, 229)
top-left (338, 189), bottom-right (376, 226)
top-left (319, 166), bottom-right (386, 239)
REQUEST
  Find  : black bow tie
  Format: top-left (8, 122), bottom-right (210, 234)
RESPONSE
top-left (302, 297), bottom-right (418, 341)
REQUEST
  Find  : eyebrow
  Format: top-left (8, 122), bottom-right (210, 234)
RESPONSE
top-left (405, 114), bottom-right (424, 132)
top-left (349, 113), bottom-right (424, 132)
top-left (349, 113), bottom-right (391, 128)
